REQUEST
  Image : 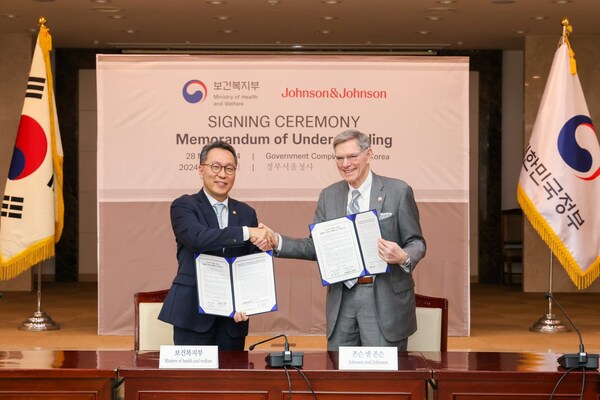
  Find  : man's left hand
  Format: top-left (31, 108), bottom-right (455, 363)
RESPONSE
top-left (377, 238), bottom-right (409, 265)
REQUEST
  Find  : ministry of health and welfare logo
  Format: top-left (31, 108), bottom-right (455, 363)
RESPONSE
top-left (182, 80), bottom-right (208, 104)
top-left (557, 115), bottom-right (600, 181)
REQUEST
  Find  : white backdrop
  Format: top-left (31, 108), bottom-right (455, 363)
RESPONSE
top-left (96, 54), bottom-right (470, 336)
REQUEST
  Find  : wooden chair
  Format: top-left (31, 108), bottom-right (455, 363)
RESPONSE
top-left (134, 289), bottom-right (173, 351)
top-left (407, 293), bottom-right (449, 352)
top-left (502, 209), bottom-right (523, 286)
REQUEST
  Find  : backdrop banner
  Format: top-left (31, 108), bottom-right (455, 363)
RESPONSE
top-left (97, 54), bottom-right (470, 336)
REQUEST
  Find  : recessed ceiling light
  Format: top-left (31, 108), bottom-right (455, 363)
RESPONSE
top-left (2, 13), bottom-right (19, 19)
top-left (319, 29), bottom-right (333, 34)
top-left (292, 45), bottom-right (303, 48)
top-left (426, 16), bottom-right (443, 21)
top-left (320, 15), bottom-right (337, 20)
top-left (91, 0), bottom-right (111, 3)
top-left (220, 29), bottom-right (234, 34)
top-left (426, 7), bottom-right (456, 13)
top-left (321, 0), bottom-right (341, 4)
top-left (124, 29), bottom-right (137, 34)
top-left (93, 7), bottom-right (121, 13)
top-left (531, 15), bottom-right (548, 20)
top-left (436, 0), bottom-right (455, 4)
top-left (206, 0), bottom-right (226, 4)
top-left (214, 15), bottom-right (231, 20)
top-left (514, 30), bottom-right (526, 35)
top-left (417, 30), bottom-right (431, 35)
top-left (532, 75), bottom-right (542, 79)
top-left (552, 0), bottom-right (571, 3)
top-left (266, 0), bottom-right (280, 4)
top-left (109, 15), bottom-right (125, 19)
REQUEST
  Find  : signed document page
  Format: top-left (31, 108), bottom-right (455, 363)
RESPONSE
top-left (354, 210), bottom-right (388, 275)
top-left (310, 216), bottom-right (364, 285)
top-left (231, 252), bottom-right (277, 315)
top-left (195, 254), bottom-right (234, 317)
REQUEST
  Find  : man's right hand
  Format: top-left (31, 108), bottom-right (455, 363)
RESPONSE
top-left (250, 223), bottom-right (278, 251)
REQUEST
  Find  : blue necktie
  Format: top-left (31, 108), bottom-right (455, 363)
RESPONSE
top-left (213, 203), bottom-right (226, 228)
top-left (348, 189), bottom-right (360, 215)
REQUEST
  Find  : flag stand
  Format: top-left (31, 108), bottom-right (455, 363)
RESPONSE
top-left (18, 263), bottom-right (59, 331)
top-left (529, 250), bottom-right (570, 333)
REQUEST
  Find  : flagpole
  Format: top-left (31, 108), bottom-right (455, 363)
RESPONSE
top-left (529, 250), bottom-right (570, 333)
top-left (18, 263), bottom-right (59, 331)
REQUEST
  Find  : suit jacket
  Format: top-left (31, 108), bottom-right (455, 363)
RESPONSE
top-left (158, 189), bottom-right (260, 337)
top-left (278, 172), bottom-right (426, 342)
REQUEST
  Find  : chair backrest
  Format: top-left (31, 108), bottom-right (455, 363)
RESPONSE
top-left (407, 293), bottom-right (449, 352)
top-left (134, 289), bottom-right (173, 351)
top-left (502, 208), bottom-right (523, 245)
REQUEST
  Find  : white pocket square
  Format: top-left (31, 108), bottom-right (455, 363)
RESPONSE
top-left (379, 212), bottom-right (393, 220)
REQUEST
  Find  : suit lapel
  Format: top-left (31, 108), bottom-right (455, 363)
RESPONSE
top-left (335, 183), bottom-right (348, 217)
top-left (370, 173), bottom-right (386, 215)
top-left (198, 189), bottom-right (220, 228)
top-left (228, 199), bottom-right (239, 227)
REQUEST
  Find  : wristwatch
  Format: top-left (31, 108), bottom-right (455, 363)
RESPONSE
top-left (400, 255), bottom-right (411, 269)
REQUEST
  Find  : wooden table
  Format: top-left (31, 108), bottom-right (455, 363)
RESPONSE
top-left (0, 350), bottom-right (134, 399)
top-left (120, 351), bottom-right (432, 399)
top-left (424, 351), bottom-right (600, 400)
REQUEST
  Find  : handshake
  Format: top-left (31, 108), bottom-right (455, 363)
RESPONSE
top-left (249, 223), bottom-right (279, 251)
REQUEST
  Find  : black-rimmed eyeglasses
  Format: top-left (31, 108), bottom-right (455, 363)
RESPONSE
top-left (201, 163), bottom-right (236, 175)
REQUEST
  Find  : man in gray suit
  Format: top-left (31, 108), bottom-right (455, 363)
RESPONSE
top-left (257, 129), bottom-right (426, 351)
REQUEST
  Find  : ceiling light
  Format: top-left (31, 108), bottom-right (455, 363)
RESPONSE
top-left (552, 0), bottom-right (571, 3)
top-left (93, 7), bottom-right (122, 13)
top-left (91, 0), bottom-right (111, 3)
top-left (124, 29), bottom-right (137, 34)
top-left (425, 16), bottom-right (442, 21)
top-left (2, 14), bottom-right (19, 19)
top-left (436, 0), bottom-right (455, 3)
top-left (319, 29), bottom-right (333, 34)
top-left (320, 15), bottom-right (338, 20)
top-left (530, 15), bottom-right (548, 20)
top-left (321, 0), bottom-right (341, 4)
top-left (266, 0), bottom-right (280, 4)
top-left (417, 30), bottom-right (431, 35)
top-left (220, 29), bottom-right (234, 34)
top-left (109, 15), bottom-right (125, 19)
top-left (426, 7), bottom-right (456, 13)
top-left (214, 15), bottom-right (231, 20)
top-left (206, 1), bottom-right (226, 4)
top-left (514, 30), bottom-right (526, 35)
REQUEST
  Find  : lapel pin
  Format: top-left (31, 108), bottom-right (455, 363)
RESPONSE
top-left (377, 196), bottom-right (383, 202)
top-left (232, 210), bottom-right (237, 215)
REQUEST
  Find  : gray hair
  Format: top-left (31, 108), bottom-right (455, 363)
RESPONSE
top-left (332, 129), bottom-right (370, 151)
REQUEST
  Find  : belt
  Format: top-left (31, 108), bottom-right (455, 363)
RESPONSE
top-left (357, 276), bottom-right (374, 284)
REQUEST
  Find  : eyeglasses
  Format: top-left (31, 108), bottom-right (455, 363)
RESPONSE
top-left (334, 148), bottom-right (368, 164)
top-left (201, 163), bottom-right (236, 175)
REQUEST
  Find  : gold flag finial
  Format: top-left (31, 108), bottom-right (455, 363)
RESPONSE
top-left (560, 18), bottom-right (577, 75)
top-left (38, 16), bottom-right (47, 28)
top-left (561, 18), bottom-right (572, 37)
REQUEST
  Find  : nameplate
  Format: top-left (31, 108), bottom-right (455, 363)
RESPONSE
top-left (338, 346), bottom-right (398, 370)
top-left (159, 345), bottom-right (219, 369)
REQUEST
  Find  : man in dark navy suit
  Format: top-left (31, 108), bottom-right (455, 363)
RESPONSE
top-left (158, 140), bottom-right (269, 350)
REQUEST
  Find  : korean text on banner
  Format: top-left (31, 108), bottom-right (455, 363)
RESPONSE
top-left (517, 34), bottom-right (600, 289)
top-left (0, 20), bottom-right (64, 280)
